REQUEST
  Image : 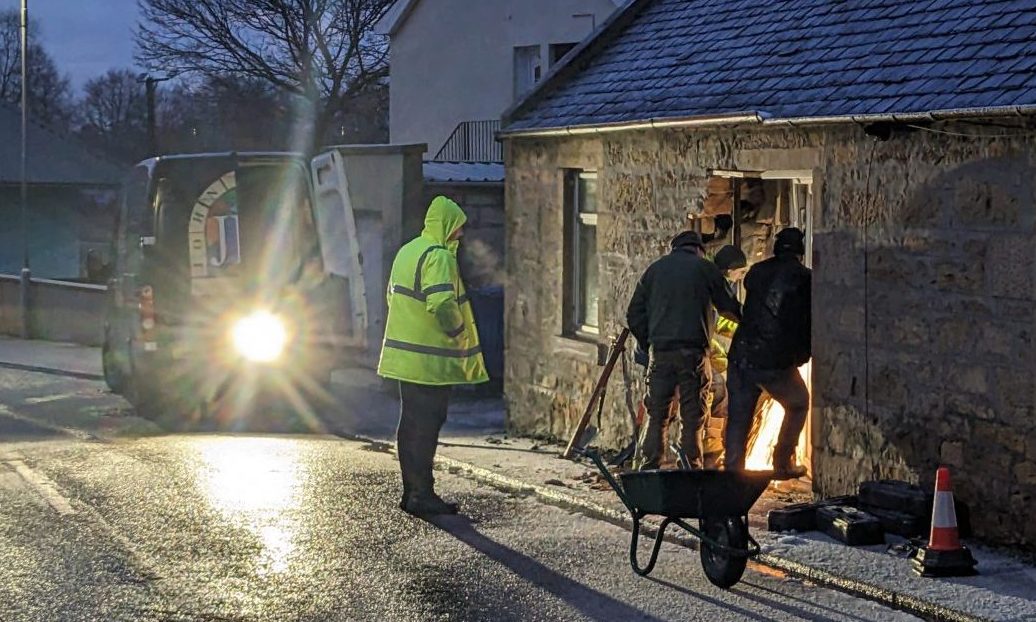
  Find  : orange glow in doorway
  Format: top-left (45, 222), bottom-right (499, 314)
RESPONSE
top-left (745, 362), bottom-right (811, 471)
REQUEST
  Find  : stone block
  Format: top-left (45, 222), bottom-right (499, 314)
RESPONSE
top-left (944, 365), bottom-right (989, 395)
top-left (1013, 461), bottom-right (1036, 487)
top-left (813, 231), bottom-right (863, 288)
top-left (934, 259), bottom-right (985, 294)
top-left (976, 321), bottom-right (1031, 360)
top-left (944, 393), bottom-right (996, 422)
top-left (986, 233), bottom-right (1036, 299)
top-left (940, 440), bottom-right (965, 467)
top-left (609, 174), bottom-right (655, 216)
top-left (931, 317), bottom-right (977, 354)
top-left (954, 177), bottom-right (1024, 229)
top-left (995, 367), bottom-right (1035, 410)
top-left (887, 314), bottom-right (929, 348)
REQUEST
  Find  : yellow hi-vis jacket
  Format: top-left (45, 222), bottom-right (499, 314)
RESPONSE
top-left (377, 196), bottom-right (489, 386)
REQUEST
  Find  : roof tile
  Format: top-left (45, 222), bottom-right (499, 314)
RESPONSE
top-left (506, 0), bottom-right (1036, 131)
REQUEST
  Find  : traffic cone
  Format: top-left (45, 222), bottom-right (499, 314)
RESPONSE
top-left (911, 467), bottom-right (978, 577)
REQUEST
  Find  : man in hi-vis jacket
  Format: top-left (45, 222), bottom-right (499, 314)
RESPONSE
top-left (378, 196), bottom-right (488, 515)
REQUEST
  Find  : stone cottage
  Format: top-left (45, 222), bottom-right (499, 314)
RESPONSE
top-left (498, 0), bottom-right (1036, 550)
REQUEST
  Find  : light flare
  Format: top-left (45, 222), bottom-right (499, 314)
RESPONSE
top-left (745, 362), bottom-right (811, 471)
top-left (232, 311), bottom-right (288, 363)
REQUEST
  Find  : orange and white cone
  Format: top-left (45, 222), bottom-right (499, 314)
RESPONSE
top-left (911, 467), bottom-right (978, 577)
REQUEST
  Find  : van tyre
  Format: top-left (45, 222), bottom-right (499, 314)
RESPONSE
top-left (101, 333), bottom-right (127, 394)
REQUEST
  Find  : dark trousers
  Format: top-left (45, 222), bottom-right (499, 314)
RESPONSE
top-left (640, 348), bottom-right (709, 470)
top-left (397, 381), bottom-right (452, 498)
top-left (725, 361), bottom-right (809, 470)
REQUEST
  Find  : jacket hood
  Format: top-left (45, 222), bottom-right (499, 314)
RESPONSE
top-left (422, 196), bottom-right (467, 248)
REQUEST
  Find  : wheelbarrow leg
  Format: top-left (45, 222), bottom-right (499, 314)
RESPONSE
top-left (630, 514), bottom-right (674, 576)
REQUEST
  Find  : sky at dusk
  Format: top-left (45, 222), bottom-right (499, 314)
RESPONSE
top-left (1, 0), bottom-right (140, 90)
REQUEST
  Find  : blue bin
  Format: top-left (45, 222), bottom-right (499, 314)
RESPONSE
top-left (468, 285), bottom-right (504, 386)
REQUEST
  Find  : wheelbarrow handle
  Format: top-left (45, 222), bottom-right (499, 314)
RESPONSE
top-left (579, 448), bottom-right (636, 514)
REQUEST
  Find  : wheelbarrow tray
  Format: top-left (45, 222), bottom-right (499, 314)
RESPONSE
top-left (620, 469), bottom-right (774, 518)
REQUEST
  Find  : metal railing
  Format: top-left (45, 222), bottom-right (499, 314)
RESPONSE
top-left (434, 120), bottom-right (503, 161)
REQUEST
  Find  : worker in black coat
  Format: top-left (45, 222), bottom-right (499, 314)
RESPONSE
top-left (725, 227), bottom-right (812, 478)
top-left (626, 231), bottom-right (741, 470)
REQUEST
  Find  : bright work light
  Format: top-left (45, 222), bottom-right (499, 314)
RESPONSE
top-left (232, 311), bottom-right (288, 363)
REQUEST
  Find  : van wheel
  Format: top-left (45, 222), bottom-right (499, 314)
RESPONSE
top-left (101, 334), bottom-right (127, 394)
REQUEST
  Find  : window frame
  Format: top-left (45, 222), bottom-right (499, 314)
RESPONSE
top-left (549, 42), bottom-right (578, 66)
top-left (513, 44), bottom-right (543, 99)
top-left (563, 169), bottom-right (600, 338)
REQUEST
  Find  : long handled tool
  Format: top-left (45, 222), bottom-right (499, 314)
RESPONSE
top-left (562, 328), bottom-right (630, 459)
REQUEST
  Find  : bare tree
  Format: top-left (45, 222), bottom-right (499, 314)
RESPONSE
top-left (0, 9), bottom-right (73, 130)
top-left (77, 69), bottom-right (150, 163)
top-left (136, 0), bottom-right (392, 151)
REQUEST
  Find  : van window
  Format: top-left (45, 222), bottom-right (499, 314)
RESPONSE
top-left (151, 158), bottom-right (315, 304)
top-left (116, 166), bottom-right (151, 275)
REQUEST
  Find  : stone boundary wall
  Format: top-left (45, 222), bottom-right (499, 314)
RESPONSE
top-left (0, 274), bottom-right (106, 346)
top-left (504, 120), bottom-right (1036, 549)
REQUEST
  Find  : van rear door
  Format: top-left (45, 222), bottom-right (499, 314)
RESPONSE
top-left (310, 151), bottom-right (368, 350)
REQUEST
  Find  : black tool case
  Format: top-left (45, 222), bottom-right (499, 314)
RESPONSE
top-left (817, 505), bottom-right (885, 546)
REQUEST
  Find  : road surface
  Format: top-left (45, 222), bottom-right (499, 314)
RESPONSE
top-left (0, 365), bottom-right (919, 621)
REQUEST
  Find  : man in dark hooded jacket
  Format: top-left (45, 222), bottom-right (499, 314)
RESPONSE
top-left (725, 227), bottom-right (812, 478)
top-left (626, 231), bottom-right (741, 470)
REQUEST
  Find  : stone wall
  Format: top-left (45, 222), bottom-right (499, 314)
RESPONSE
top-left (504, 120), bottom-right (1036, 550)
top-left (422, 183), bottom-right (506, 289)
top-left (815, 125), bottom-right (1036, 549)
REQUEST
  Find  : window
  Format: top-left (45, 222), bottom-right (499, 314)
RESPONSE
top-left (564, 170), bottom-right (599, 335)
top-left (115, 166), bottom-right (151, 275)
top-left (513, 45), bottom-right (542, 99)
top-left (549, 42), bottom-right (578, 66)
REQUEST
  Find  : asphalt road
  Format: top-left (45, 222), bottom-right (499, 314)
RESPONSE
top-left (0, 367), bottom-right (920, 621)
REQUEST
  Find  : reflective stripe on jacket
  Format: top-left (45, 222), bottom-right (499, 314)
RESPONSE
top-left (377, 196), bottom-right (489, 386)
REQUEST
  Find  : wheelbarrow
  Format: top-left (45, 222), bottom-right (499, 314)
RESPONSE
top-left (580, 448), bottom-right (773, 589)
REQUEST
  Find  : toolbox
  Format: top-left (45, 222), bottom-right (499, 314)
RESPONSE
top-left (816, 505), bottom-right (885, 546)
top-left (858, 480), bottom-right (932, 517)
top-left (863, 507), bottom-right (928, 538)
top-left (767, 495), bottom-right (857, 533)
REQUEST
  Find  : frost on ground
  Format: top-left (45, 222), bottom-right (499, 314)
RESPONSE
top-left (759, 530), bottom-right (1036, 620)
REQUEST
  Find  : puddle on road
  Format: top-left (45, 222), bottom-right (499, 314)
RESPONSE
top-left (193, 438), bottom-right (306, 577)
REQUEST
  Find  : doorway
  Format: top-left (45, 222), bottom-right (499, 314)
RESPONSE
top-left (700, 169), bottom-right (814, 477)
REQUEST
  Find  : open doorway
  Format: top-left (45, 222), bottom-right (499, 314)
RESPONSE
top-left (699, 169), bottom-right (814, 477)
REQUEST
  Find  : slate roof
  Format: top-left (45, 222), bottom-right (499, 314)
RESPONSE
top-left (424, 161), bottom-right (505, 184)
top-left (377, 0), bottom-right (627, 36)
top-left (0, 104), bottom-right (122, 185)
top-left (503, 0), bottom-right (1036, 133)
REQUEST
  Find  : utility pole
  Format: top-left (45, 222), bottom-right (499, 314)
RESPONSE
top-left (19, 0), bottom-right (29, 339)
top-left (139, 74), bottom-right (171, 157)
top-left (146, 76), bottom-right (157, 156)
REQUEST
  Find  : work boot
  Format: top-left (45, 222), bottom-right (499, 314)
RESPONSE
top-left (772, 444), bottom-right (807, 480)
top-left (401, 491), bottom-right (460, 516)
top-left (772, 461), bottom-right (807, 480)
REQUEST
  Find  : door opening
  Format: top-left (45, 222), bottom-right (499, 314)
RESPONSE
top-left (701, 169), bottom-right (814, 477)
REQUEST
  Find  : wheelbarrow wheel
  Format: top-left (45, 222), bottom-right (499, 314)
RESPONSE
top-left (700, 516), bottom-right (749, 589)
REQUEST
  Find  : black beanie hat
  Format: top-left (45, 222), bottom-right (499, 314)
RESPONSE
top-left (670, 230), bottom-right (704, 251)
top-left (774, 227), bottom-right (806, 256)
top-left (714, 245), bottom-right (747, 271)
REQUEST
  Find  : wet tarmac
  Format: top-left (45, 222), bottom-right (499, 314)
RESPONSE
top-left (0, 367), bottom-right (920, 621)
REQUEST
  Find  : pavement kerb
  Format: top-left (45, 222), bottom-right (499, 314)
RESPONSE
top-left (0, 361), bottom-right (103, 381)
top-left (425, 446), bottom-right (990, 622)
